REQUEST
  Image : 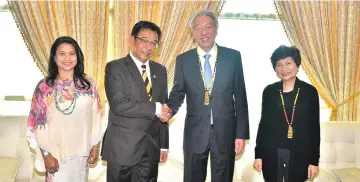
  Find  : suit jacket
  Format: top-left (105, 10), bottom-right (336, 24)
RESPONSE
top-left (102, 54), bottom-right (169, 166)
top-left (168, 45), bottom-right (249, 154)
top-left (255, 78), bottom-right (320, 182)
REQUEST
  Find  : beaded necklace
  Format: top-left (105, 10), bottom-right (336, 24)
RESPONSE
top-left (54, 80), bottom-right (78, 115)
top-left (279, 88), bottom-right (300, 139)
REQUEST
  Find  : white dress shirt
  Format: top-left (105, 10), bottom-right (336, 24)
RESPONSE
top-left (130, 52), bottom-right (153, 85)
top-left (197, 45), bottom-right (217, 91)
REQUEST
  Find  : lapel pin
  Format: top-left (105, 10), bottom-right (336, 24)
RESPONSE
top-left (153, 75), bottom-right (156, 79)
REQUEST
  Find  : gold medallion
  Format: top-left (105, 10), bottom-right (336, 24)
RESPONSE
top-left (204, 89), bottom-right (210, 105)
top-left (287, 125), bottom-right (293, 139)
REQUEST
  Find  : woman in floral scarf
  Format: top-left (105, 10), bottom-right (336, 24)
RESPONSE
top-left (27, 36), bottom-right (104, 182)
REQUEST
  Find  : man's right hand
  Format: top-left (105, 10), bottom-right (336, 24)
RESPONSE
top-left (157, 104), bottom-right (173, 122)
top-left (44, 153), bottom-right (59, 174)
top-left (253, 159), bottom-right (262, 172)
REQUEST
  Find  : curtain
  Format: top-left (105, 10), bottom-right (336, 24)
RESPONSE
top-left (9, 1), bottom-right (109, 106)
top-left (275, 1), bottom-right (360, 121)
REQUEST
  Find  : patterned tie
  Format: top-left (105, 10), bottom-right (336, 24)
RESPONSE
top-left (203, 54), bottom-right (213, 125)
top-left (141, 65), bottom-right (152, 101)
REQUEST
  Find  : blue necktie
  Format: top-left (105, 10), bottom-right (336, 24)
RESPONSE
top-left (203, 54), bottom-right (213, 125)
top-left (203, 54), bottom-right (212, 89)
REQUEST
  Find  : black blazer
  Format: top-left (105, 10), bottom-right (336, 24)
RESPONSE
top-left (255, 78), bottom-right (320, 182)
top-left (102, 54), bottom-right (169, 166)
top-left (168, 45), bottom-right (249, 154)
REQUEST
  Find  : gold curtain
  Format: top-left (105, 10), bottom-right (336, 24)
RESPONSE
top-left (275, 1), bottom-right (360, 121)
top-left (9, 1), bottom-right (109, 106)
top-left (110, 1), bottom-right (225, 87)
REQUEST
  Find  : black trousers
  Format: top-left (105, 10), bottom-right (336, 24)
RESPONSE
top-left (106, 151), bottom-right (158, 182)
top-left (276, 148), bottom-right (291, 182)
top-left (183, 127), bottom-right (234, 182)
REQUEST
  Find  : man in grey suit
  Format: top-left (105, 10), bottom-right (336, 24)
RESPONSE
top-left (102, 21), bottom-right (170, 182)
top-left (160, 9), bottom-right (249, 182)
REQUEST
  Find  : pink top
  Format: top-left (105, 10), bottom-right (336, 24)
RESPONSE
top-left (27, 77), bottom-right (104, 171)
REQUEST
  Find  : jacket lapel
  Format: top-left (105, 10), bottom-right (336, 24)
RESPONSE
top-left (191, 49), bottom-right (206, 90)
top-left (149, 61), bottom-right (160, 100)
top-left (124, 55), bottom-right (147, 96)
top-left (210, 45), bottom-right (223, 95)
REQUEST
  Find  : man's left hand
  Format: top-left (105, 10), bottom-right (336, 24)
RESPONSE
top-left (160, 151), bottom-right (168, 163)
top-left (235, 139), bottom-right (245, 157)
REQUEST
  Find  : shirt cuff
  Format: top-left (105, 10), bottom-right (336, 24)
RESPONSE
top-left (155, 102), bottom-right (162, 115)
top-left (160, 148), bottom-right (168, 152)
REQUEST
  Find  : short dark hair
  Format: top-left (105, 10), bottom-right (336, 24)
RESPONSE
top-left (270, 45), bottom-right (301, 69)
top-left (131, 21), bottom-right (162, 41)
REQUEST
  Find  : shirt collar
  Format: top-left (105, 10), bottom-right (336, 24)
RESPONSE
top-left (198, 44), bottom-right (217, 59)
top-left (130, 51), bottom-right (149, 69)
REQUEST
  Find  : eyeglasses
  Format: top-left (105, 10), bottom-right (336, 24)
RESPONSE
top-left (135, 37), bottom-right (160, 47)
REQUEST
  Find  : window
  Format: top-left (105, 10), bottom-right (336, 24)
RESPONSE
top-left (0, 7), bottom-right (43, 116)
top-left (217, 0), bottom-right (329, 122)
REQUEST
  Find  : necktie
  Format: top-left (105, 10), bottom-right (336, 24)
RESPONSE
top-left (141, 65), bottom-right (152, 101)
top-left (203, 54), bottom-right (213, 125)
top-left (203, 54), bottom-right (212, 89)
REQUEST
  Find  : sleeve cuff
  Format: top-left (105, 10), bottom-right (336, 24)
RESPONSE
top-left (160, 148), bottom-right (168, 152)
top-left (309, 156), bottom-right (319, 166)
top-left (155, 102), bottom-right (162, 115)
top-left (255, 147), bottom-right (262, 159)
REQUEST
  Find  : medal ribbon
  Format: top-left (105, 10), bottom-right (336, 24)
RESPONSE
top-left (197, 45), bottom-right (218, 92)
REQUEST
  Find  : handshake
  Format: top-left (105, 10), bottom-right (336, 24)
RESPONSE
top-left (157, 104), bottom-right (172, 123)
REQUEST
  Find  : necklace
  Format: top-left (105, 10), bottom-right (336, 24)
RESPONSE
top-left (54, 82), bottom-right (78, 115)
top-left (196, 45), bottom-right (219, 105)
top-left (279, 88), bottom-right (300, 139)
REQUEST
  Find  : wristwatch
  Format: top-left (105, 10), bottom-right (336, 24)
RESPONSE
top-left (43, 151), bottom-right (49, 156)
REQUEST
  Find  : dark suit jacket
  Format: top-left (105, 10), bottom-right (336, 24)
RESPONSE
top-left (168, 45), bottom-right (249, 154)
top-left (255, 78), bottom-right (320, 182)
top-left (102, 54), bottom-right (169, 166)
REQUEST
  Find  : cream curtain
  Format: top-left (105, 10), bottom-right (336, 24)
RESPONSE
top-left (275, 1), bottom-right (360, 121)
top-left (9, 1), bottom-right (109, 106)
top-left (110, 1), bottom-right (225, 87)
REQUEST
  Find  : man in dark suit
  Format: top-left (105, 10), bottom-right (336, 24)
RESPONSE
top-left (102, 21), bottom-right (170, 182)
top-left (160, 9), bottom-right (249, 182)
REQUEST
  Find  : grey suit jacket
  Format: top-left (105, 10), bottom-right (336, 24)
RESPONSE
top-left (102, 54), bottom-right (169, 166)
top-left (168, 45), bottom-right (249, 154)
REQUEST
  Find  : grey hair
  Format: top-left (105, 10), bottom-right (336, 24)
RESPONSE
top-left (190, 9), bottom-right (219, 31)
